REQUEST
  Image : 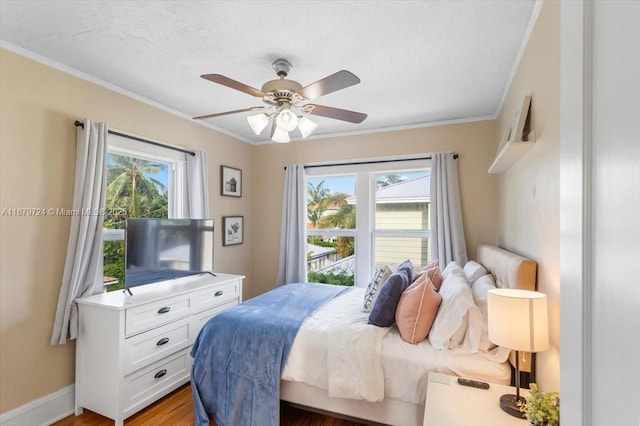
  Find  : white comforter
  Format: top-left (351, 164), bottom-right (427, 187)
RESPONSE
top-left (281, 287), bottom-right (511, 405)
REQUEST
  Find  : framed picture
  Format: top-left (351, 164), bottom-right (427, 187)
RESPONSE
top-left (222, 216), bottom-right (244, 246)
top-left (508, 95), bottom-right (532, 143)
top-left (221, 165), bottom-right (242, 197)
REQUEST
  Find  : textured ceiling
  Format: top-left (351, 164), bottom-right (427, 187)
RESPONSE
top-left (0, 1), bottom-right (538, 144)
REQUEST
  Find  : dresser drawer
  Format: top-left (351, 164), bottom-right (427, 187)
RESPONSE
top-left (125, 294), bottom-right (192, 336)
top-left (124, 348), bottom-right (191, 411)
top-left (191, 279), bottom-right (240, 312)
top-left (191, 300), bottom-right (239, 342)
top-left (124, 317), bottom-right (192, 375)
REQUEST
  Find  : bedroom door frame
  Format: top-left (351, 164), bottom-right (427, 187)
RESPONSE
top-left (560, 2), bottom-right (640, 425)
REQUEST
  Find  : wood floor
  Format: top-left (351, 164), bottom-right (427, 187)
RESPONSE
top-left (53, 383), bottom-right (365, 426)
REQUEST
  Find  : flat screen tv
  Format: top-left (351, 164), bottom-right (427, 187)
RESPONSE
top-left (125, 218), bottom-right (214, 290)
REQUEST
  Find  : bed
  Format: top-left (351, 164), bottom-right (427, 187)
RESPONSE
top-left (191, 244), bottom-right (537, 426)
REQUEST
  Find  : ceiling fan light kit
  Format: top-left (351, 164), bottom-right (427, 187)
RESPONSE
top-left (271, 125), bottom-right (291, 143)
top-left (194, 58), bottom-right (367, 143)
top-left (247, 113), bottom-right (270, 135)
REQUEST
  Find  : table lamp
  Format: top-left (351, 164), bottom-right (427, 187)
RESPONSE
top-left (487, 288), bottom-right (549, 418)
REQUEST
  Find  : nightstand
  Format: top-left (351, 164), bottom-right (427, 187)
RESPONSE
top-left (423, 372), bottom-right (529, 426)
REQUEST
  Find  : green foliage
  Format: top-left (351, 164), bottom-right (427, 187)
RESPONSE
top-left (518, 383), bottom-right (560, 426)
top-left (307, 270), bottom-right (354, 287)
top-left (104, 240), bottom-right (125, 291)
top-left (307, 180), bottom-right (330, 227)
top-left (105, 153), bottom-right (168, 228)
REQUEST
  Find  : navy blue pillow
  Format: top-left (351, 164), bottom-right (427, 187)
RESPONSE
top-left (397, 259), bottom-right (414, 283)
top-left (368, 270), bottom-right (410, 327)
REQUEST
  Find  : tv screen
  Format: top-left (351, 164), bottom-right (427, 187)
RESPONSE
top-left (125, 218), bottom-right (214, 288)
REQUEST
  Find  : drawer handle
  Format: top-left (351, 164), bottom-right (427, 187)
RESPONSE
top-left (156, 337), bottom-right (170, 346)
top-left (157, 306), bottom-right (171, 314)
top-left (214, 290), bottom-right (223, 297)
top-left (154, 369), bottom-right (167, 379)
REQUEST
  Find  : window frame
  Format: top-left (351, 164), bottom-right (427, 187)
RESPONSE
top-left (306, 157), bottom-right (431, 287)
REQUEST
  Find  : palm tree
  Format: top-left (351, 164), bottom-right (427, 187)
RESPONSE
top-left (106, 154), bottom-right (167, 225)
top-left (307, 180), bottom-right (330, 227)
top-left (317, 193), bottom-right (355, 258)
top-left (376, 173), bottom-right (405, 188)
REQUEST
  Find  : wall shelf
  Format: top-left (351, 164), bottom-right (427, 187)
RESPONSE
top-left (488, 130), bottom-right (536, 174)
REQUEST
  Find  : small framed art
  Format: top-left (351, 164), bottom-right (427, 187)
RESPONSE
top-left (222, 216), bottom-right (244, 246)
top-left (221, 165), bottom-right (242, 197)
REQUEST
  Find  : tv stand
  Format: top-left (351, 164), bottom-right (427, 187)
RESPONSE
top-left (74, 272), bottom-right (244, 426)
top-left (123, 288), bottom-right (133, 296)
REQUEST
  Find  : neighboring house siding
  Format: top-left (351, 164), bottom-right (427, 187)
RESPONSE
top-left (374, 203), bottom-right (431, 267)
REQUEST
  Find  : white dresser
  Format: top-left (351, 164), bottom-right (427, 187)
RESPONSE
top-left (74, 272), bottom-right (244, 426)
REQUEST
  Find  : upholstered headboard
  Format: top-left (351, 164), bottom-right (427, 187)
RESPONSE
top-left (477, 244), bottom-right (537, 291)
top-left (477, 244), bottom-right (538, 374)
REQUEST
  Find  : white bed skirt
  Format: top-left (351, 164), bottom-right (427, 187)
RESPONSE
top-left (280, 380), bottom-right (424, 426)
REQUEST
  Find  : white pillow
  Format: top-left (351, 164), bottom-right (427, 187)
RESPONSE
top-left (442, 261), bottom-right (465, 282)
top-left (463, 260), bottom-right (488, 284)
top-left (428, 269), bottom-right (482, 353)
top-left (471, 274), bottom-right (497, 351)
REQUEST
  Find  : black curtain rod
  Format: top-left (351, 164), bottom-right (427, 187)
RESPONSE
top-left (284, 153), bottom-right (458, 170)
top-left (74, 121), bottom-right (195, 157)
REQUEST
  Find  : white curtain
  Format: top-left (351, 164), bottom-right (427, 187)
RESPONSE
top-left (186, 150), bottom-right (209, 219)
top-left (276, 164), bottom-right (307, 285)
top-left (430, 152), bottom-right (468, 269)
top-left (51, 119), bottom-right (108, 345)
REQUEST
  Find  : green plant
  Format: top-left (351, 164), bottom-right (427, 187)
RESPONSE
top-left (517, 383), bottom-right (560, 426)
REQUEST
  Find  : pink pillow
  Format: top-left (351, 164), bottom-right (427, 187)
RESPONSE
top-left (395, 273), bottom-right (443, 344)
top-left (426, 266), bottom-right (443, 291)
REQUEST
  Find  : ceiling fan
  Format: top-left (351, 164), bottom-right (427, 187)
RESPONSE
top-left (193, 58), bottom-right (367, 142)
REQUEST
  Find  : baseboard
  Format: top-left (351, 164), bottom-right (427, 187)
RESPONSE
top-left (0, 385), bottom-right (75, 426)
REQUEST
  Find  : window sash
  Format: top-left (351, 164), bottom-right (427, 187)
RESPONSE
top-left (306, 158), bottom-right (430, 287)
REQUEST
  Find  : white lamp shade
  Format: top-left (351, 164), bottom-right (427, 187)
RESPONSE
top-left (275, 109), bottom-right (299, 132)
top-left (487, 288), bottom-right (549, 353)
top-left (297, 116), bottom-right (318, 139)
top-left (271, 126), bottom-right (290, 143)
top-left (247, 113), bottom-right (269, 135)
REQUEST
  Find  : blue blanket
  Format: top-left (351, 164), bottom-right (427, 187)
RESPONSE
top-left (190, 283), bottom-right (350, 426)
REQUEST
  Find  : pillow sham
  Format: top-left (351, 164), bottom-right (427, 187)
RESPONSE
top-left (463, 260), bottom-right (488, 284)
top-left (362, 264), bottom-right (396, 313)
top-left (425, 266), bottom-right (443, 291)
top-left (442, 261), bottom-right (466, 282)
top-left (396, 273), bottom-right (442, 344)
top-left (368, 270), bottom-right (410, 327)
top-left (397, 259), bottom-right (414, 283)
top-left (471, 273), bottom-right (497, 351)
top-left (428, 268), bottom-right (482, 352)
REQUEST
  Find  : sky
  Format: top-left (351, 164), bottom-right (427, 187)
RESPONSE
top-left (308, 171), bottom-right (426, 197)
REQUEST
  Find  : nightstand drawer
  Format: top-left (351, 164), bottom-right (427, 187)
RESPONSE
top-left (124, 317), bottom-right (192, 375)
top-left (124, 348), bottom-right (191, 411)
top-left (190, 279), bottom-right (240, 312)
top-left (125, 294), bottom-right (192, 336)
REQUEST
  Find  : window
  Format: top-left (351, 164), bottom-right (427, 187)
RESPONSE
top-left (103, 134), bottom-right (187, 291)
top-left (305, 158), bottom-right (431, 287)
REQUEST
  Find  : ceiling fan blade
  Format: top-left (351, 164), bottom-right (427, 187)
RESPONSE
top-left (193, 106), bottom-right (266, 120)
top-left (304, 104), bottom-right (367, 124)
top-left (201, 74), bottom-right (266, 98)
top-left (296, 70), bottom-right (361, 100)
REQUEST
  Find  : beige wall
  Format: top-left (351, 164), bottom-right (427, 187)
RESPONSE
top-left (252, 121), bottom-right (499, 297)
top-left (495, 1), bottom-right (560, 392)
top-left (0, 49), bottom-right (254, 412)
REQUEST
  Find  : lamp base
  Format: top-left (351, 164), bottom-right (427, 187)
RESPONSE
top-left (499, 394), bottom-right (526, 418)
